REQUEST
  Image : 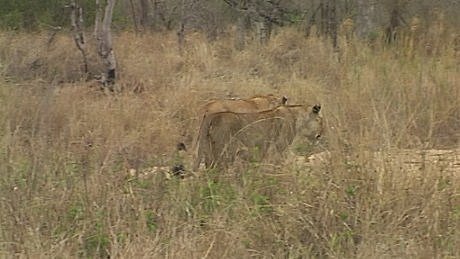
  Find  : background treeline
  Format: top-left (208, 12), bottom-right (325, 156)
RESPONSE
top-left (1, 0), bottom-right (459, 38)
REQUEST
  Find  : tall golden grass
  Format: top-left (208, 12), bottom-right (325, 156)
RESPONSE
top-left (0, 26), bottom-right (459, 258)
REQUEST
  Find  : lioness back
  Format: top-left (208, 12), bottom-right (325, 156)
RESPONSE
top-left (200, 94), bottom-right (286, 114)
top-left (205, 104), bottom-right (323, 169)
top-left (193, 94), bottom-right (287, 171)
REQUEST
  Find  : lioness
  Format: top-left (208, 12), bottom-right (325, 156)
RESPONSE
top-left (201, 104), bottom-right (323, 169)
top-left (192, 94), bottom-right (288, 170)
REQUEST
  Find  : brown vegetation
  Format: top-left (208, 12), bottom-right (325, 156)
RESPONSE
top-left (0, 27), bottom-right (459, 257)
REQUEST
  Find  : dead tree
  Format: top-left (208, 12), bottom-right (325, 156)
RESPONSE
top-left (68, 0), bottom-right (117, 87)
top-left (69, 0), bottom-right (88, 75)
top-left (95, 0), bottom-right (117, 87)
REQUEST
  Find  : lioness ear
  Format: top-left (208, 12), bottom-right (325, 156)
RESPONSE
top-left (312, 104), bottom-right (321, 114)
top-left (281, 96), bottom-right (288, 105)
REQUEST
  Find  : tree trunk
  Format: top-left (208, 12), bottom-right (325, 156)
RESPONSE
top-left (177, 21), bottom-right (185, 54)
top-left (139, 0), bottom-right (152, 30)
top-left (128, 0), bottom-right (139, 32)
top-left (94, 0), bottom-right (102, 38)
top-left (70, 0), bottom-right (88, 75)
top-left (320, 2), bottom-right (328, 36)
top-left (356, 0), bottom-right (377, 39)
top-left (235, 14), bottom-right (249, 50)
top-left (255, 17), bottom-right (272, 45)
top-left (305, 3), bottom-right (321, 38)
top-left (152, 0), bottom-right (167, 30)
top-left (177, 0), bottom-right (187, 54)
top-left (329, 0), bottom-right (338, 50)
top-left (96, 0), bottom-right (117, 88)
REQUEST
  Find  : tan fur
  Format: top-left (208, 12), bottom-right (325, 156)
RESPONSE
top-left (192, 94), bottom-right (287, 170)
top-left (197, 104), bottom-right (323, 170)
top-left (199, 94), bottom-right (285, 115)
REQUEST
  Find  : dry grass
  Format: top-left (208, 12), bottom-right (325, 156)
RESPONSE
top-left (0, 27), bottom-right (459, 258)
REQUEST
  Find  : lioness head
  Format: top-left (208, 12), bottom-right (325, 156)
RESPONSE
top-left (298, 104), bottom-right (324, 140)
top-left (297, 104), bottom-right (323, 141)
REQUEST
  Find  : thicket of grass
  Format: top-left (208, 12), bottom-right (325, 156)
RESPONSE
top-left (0, 25), bottom-right (459, 258)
